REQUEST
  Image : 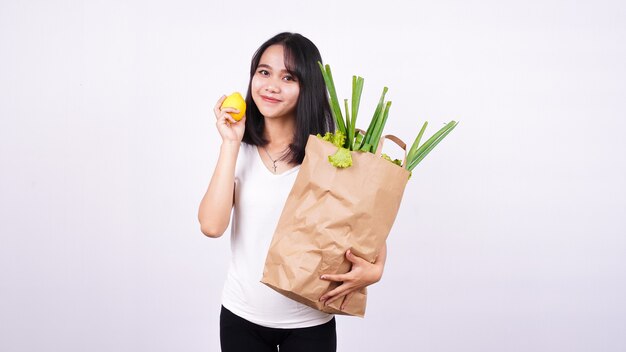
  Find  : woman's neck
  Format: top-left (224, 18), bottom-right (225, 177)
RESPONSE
top-left (263, 117), bottom-right (295, 152)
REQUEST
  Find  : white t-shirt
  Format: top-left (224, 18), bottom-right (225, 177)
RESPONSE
top-left (221, 142), bottom-right (333, 329)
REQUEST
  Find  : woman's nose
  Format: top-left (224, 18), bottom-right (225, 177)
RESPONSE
top-left (264, 75), bottom-right (283, 93)
top-left (264, 83), bottom-right (279, 93)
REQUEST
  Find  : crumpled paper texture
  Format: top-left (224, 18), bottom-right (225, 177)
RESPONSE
top-left (261, 135), bottom-right (409, 317)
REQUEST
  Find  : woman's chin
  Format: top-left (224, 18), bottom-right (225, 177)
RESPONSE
top-left (259, 109), bottom-right (293, 120)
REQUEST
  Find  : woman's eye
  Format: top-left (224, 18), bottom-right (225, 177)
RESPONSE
top-left (258, 69), bottom-right (269, 76)
top-left (284, 75), bottom-right (296, 82)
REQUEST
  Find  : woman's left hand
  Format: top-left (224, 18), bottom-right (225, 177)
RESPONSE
top-left (318, 248), bottom-right (385, 311)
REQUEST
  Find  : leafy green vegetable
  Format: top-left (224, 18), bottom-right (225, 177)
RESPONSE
top-left (318, 132), bottom-right (352, 168)
top-left (317, 131), bottom-right (346, 148)
top-left (317, 62), bottom-right (458, 173)
top-left (328, 147), bottom-right (353, 168)
top-left (381, 153), bottom-right (402, 166)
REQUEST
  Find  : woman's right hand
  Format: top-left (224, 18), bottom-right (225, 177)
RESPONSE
top-left (214, 95), bottom-right (246, 143)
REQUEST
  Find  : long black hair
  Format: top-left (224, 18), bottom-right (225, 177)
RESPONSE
top-left (242, 32), bottom-right (335, 164)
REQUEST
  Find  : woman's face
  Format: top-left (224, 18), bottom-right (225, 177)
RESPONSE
top-left (251, 44), bottom-right (300, 121)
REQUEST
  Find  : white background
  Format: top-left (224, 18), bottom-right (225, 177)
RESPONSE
top-left (1, 0), bottom-right (625, 351)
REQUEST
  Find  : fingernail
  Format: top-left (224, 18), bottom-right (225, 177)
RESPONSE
top-left (320, 275), bottom-right (326, 280)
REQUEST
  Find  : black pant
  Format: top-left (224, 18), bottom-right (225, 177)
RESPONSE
top-left (220, 306), bottom-right (337, 352)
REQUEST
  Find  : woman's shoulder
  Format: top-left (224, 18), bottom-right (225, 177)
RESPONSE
top-left (239, 142), bottom-right (255, 158)
top-left (235, 142), bottom-right (256, 171)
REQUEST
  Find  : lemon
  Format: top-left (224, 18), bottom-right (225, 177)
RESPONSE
top-left (221, 92), bottom-right (246, 121)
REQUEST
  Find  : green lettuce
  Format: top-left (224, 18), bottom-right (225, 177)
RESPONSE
top-left (328, 147), bottom-right (352, 168)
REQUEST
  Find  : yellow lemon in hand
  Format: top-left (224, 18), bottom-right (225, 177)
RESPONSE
top-left (221, 92), bottom-right (246, 121)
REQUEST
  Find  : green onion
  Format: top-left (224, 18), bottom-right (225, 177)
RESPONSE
top-left (344, 98), bottom-right (351, 148)
top-left (350, 76), bottom-right (365, 150)
top-left (407, 121), bottom-right (428, 163)
top-left (370, 101), bottom-right (392, 153)
top-left (317, 63), bottom-right (457, 173)
top-left (407, 121), bottom-right (458, 171)
top-left (354, 131), bottom-right (364, 147)
top-left (318, 62), bottom-right (346, 136)
top-left (359, 87), bottom-right (388, 152)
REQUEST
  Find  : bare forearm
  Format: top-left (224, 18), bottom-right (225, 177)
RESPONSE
top-left (198, 141), bottom-right (240, 237)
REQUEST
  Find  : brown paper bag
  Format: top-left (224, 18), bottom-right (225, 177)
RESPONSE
top-left (261, 134), bottom-right (410, 317)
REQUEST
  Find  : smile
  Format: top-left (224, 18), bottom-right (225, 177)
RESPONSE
top-left (261, 95), bottom-right (281, 103)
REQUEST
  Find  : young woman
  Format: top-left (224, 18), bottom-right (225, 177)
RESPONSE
top-left (198, 32), bottom-right (387, 352)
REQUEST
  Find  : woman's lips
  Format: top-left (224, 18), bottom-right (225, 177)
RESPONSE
top-left (261, 95), bottom-right (281, 103)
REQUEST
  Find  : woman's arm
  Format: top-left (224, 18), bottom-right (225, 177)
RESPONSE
top-left (198, 141), bottom-right (240, 238)
top-left (197, 96), bottom-right (246, 238)
top-left (319, 242), bottom-right (387, 311)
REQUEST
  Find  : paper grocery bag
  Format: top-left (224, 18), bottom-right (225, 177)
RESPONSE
top-left (261, 134), bottom-right (410, 317)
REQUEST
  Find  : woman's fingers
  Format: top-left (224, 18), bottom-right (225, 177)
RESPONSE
top-left (340, 291), bottom-right (355, 311)
top-left (213, 95), bottom-right (246, 143)
top-left (224, 113), bottom-right (238, 124)
top-left (319, 281), bottom-right (353, 304)
top-left (317, 250), bottom-right (378, 308)
top-left (214, 96), bottom-right (242, 123)
top-left (213, 95), bottom-right (227, 116)
top-left (216, 110), bottom-right (240, 124)
top-left (320, 273), bottom-right (350, 283)
top-left (219, 107), bottom-right (240, 115)
top-left (323, 286), bottom-right (355, 306)
top-left (216, 115), bottom-right (234, 125)
top-left (346, 249), bottom-right (369, 265)
top-left (213, 95), bottom-right (244, 126)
